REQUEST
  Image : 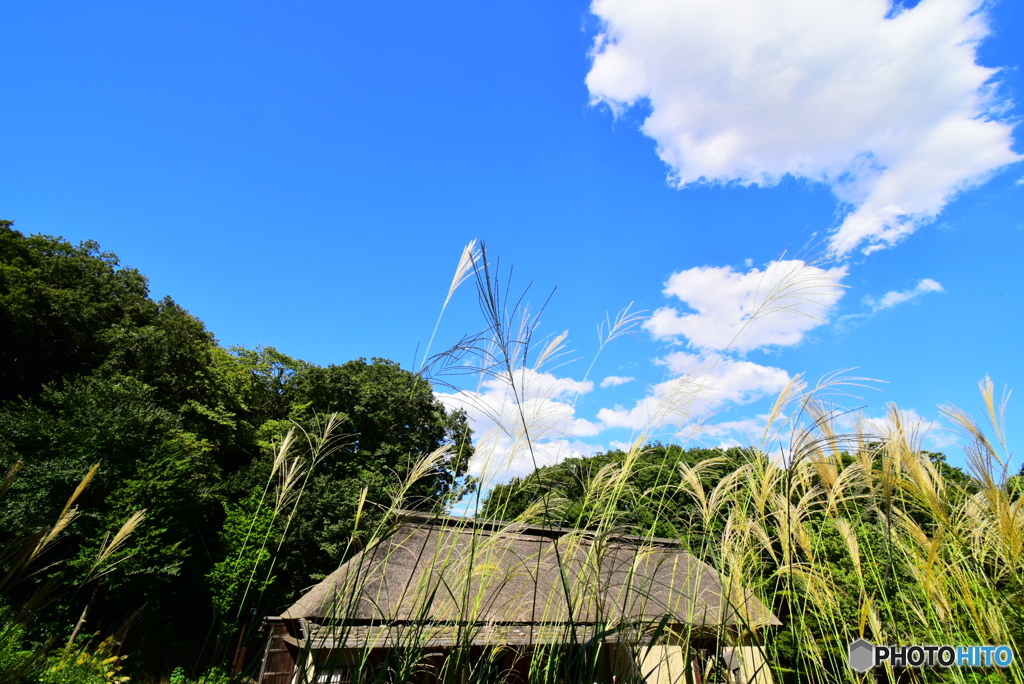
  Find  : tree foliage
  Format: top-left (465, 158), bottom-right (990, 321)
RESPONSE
top-left (482, 443), bottom-right (752, 540)
top-left (0, 221), bottom-right (473, 677)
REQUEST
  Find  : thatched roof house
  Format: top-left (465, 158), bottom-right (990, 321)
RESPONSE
top-left (258, 513), bottom-right (778, 684)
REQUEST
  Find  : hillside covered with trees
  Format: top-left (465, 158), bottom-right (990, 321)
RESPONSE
top-left (0, 221), bottom-right (474, 681)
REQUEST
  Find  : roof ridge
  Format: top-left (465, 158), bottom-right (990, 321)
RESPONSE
top-left (395, 510), bottom-right (685, 547)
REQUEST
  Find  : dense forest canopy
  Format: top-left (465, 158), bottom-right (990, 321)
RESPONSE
top-left (0, 220), bottom-right (474, 678)
top-left (481, 443), bottom-right (980, 538)
top-left (482, 443), bottom-right (754, 536)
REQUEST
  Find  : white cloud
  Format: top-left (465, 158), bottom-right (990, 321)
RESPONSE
top-left (699, 416), bottom-right (770, 440)
top-left (659, 352), bottom-right (791, 400)
top-left (435, 368), bottom-right (602, 484)
top-left (437, 368), bottom-right (597, 442)
top-left (600, 375), bottom-right (636, 388)
top-left (838, 277), bottom-right (944, 327)
top-left (596, 354), bottom-right (790, 431)
top-left (646, 260), bottom-right (847, 352)
top-left (595, 380), bottom-right (698, 432)
top-left (866, 278), bottom-right (944, 311)
top-left (587, 0), bottom-right (1021, 255)
top-left (465, 433), bottom-right (605, 485)
top-left (839, 408), bottom-right (959, 451)
top-left (672, 416), bottom-right (766, 450)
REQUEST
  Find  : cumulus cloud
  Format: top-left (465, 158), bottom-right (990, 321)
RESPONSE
top-left (597, 354), bottom-right (790, 431)
top-left (586, 0), bottom-right (1021, 254)
top-left (437, 368), bottom-right (597, 441)
top-left (467, 434), bottom-right (605, 484)
top-left (676, 415), bottom-right (771, 449)
top-left (646, 260), bottom-right (847, 352)
top-left (600, 375), bottom-right (636, 388)
top-left (435, 368), bottom-right (602, 484)
top-left (436, 359), bottom-right (789, 481)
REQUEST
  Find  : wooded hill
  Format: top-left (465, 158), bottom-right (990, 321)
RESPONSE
top-left (0, 220), bottom-right (473, 680)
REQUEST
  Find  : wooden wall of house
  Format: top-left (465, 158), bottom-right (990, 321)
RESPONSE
top-left (258, 620), bottom-right (298, 684)
top-left (252, 632), bottom-right (774, 684)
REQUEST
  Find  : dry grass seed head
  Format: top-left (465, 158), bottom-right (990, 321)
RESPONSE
top-left (743, 457), bottom-right (786, 519)
top-left (759, 374), bottom-right (808, 449)
top-left (823, 462), bottom-right (864, 517)
top-left (269, 427), bottom-right (297, 479)
top-left (690, 467), bottom-right (748, 533)
top-left (26, 463), bottom-right (103, 568)
top-left (89, 509), bottom-right (147, 577)
top-left (832, 518), bottom-right (863, 585)
top-left (0, 459), bottom-right (23, 501)
top-left (775, 562), bottom-right (840, 615)
top-left (58, 462), bottom-right (101, 522)
top-left (532, 330), bottom-right (570, 373)
top-left (746, 516), bottom-right (781, 564)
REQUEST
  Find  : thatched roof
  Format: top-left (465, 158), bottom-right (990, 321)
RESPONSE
top-left (282, 513), bottom-right (779, 636)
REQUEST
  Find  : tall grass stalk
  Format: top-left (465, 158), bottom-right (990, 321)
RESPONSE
top-left (203, 413), bottom-right (348, 679)
top-left (276, 243), bottom-right (1020, 684)
top-left (1, 461), bottom-right (146, 683)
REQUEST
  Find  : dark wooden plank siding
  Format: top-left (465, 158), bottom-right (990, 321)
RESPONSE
top-left (259, 622), bottom-right (297, 684)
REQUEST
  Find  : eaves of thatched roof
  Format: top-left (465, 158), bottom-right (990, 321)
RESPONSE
top-left (282, 513), bottom-right (779, 632)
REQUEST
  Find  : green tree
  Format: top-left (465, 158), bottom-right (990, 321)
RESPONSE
top-left (266, 358), bottom-right (474, 597)
top-left (0, 222), bottom-right (477, 677)
top-left (290, 359), bottom-right (472, 500)
top-left (482, 443), bottom-right (751, 540)
top-left (0, 221), bottom-right (155, 403)
top-left (0, 374), bottom-right (220, 661)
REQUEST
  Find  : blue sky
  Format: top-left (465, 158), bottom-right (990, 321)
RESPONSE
top-left (2, 0), bottom-right (1021, 486)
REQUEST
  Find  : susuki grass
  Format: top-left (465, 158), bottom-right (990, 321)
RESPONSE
top-left (0, 461), bottom-right (146, 683)
top-left (6, 239), bottom-right (1018, 684)
top-left (276, 242), bottom-right (1021, 684)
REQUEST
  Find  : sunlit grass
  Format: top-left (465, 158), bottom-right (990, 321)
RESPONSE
top-left (259, 243), bottom-right (1021, 684)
